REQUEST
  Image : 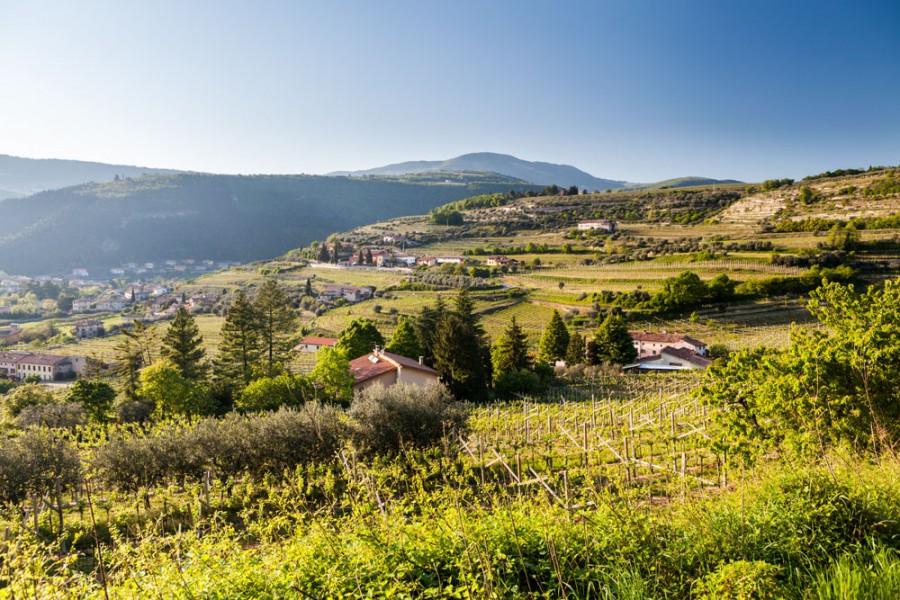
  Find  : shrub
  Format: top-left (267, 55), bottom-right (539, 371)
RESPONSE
top-left (349, 382), bottom-right (465, 455)
top-left (2, 384), bottom-right (57, 418)
top-left (693, 560), bottom-right (784, 599)
top-left (16, 402), bottom-right (84, 430)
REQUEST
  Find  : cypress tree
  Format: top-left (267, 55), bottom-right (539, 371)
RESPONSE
top-left (160, 306), bottom-right (207, 381)
top-left (537, 310), bottom-right (570, 364)
top-left (565, 330), bottom-right (586, 365)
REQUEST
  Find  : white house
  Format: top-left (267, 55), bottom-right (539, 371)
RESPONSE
top-left (577, 219), bottom-right (618, 233)
top-left (295, 336), bottom-right (339, 353)
top-left (630, 332), bottom-right (707, 358)
top-left (625, 346), bottom-right (712, 372)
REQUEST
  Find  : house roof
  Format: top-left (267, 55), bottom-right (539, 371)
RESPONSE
top-left (349, 349), bottom-right (441, 385)
top-left (0, 351), bottom-right (72, 366)
top-left (299, 336), bottom-right (338, 347)
top-left (638, 346), bottom-right (712, 368)
top-left (630, 331), bottom-right (706, 347)
top-left (18, 353), bottom-right (72, 367)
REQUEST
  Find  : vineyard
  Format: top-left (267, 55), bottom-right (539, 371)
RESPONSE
top-left (5, 373), bottom-right (900, 598)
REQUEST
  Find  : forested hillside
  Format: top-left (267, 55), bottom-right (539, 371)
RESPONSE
top-left (0, 172), bottom-right (539, 275)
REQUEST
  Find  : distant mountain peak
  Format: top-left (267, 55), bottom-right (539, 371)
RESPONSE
top-left (330, 152), bottom-right (629, 191)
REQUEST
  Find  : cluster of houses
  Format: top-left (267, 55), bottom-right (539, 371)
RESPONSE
top-left (294, 329), bottom-right (710, 396)
top-left (73, 287), bottom-right (217, 318)
top-left (0, 350), bottom-right (87, 382)
top-left (106, 259), bottom-right (238, 278)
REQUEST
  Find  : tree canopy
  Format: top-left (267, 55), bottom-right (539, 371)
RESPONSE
top-left (336, 318), bottom-right (385, 359)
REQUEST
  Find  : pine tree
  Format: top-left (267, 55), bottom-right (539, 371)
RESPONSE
top-left (304, 278), bottom-right (313, 297)
top-left (254, 279), bottom-right (298, 376)
top-left (317, 244), bottom-right (330, 263)
top-left (537, 310), bottom-right (570, 364)
top-left (214, 290), bottom-right (262, 387)
top-left (565, 330), bottom-right (586, 365)
top-left (161, 306), bottom-right (207, 381)
top-left (385, 319), bottom-right (423, 359)
top-left (490, 317), bottom-right (531, 383)
top-left (588, 313), bottom-right (637, 365)
top-left (366, 248), bottom-right (374, 265)
top-left (432, 289), bottom-right (490, 401)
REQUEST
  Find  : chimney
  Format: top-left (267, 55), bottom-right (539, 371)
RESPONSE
top-left (418, 356), bottom-right (424, 365)
top-left (373, 345), bottom-right (380, 355)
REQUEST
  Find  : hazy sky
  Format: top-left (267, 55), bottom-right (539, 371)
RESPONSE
top-left (2, 0), bottom-right (898, 182)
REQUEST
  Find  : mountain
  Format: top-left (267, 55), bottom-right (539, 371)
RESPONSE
top-left (0, 172), bottom-right (539, 275)
top-left (0, 154), bottom-right (180, 200)
top-left (628, 176), bottom-right (743, 190)
top-left (331, 152), bottom-right (629, 191)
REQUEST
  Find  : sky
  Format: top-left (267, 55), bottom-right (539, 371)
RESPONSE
top-left (1, 0), bottom-right (899, 183)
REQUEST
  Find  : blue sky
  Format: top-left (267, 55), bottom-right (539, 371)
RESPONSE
top-left (1, 0), bottom-right (898, 182)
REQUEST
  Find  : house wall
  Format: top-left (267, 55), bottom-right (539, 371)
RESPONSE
top-left (397, 368), bottom-right (441, 387)
top-left (634, 339), bottom-right (703, 358)
top-left (353, 370), bottom-right (399, 392)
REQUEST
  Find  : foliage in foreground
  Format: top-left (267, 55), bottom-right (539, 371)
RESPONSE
top-left (5, 458), bottom-right (900, 598)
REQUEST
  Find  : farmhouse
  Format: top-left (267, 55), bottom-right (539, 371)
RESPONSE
top-left (0, 351), bottom-right (78, 381)
top-left (73, 320), bottom-right (104, 339)
top-left (96, 298), bottom-right (128, 312)
top-left (484, 255), bottom-right (521, 268)
top-left (630, 331), bottom-right (707, 358)
top-left (577, 219), bottom-right (618, 233)
top-left (72, 298), bottom-right (95, 312)
top-left (295, 336), bottom-right (339, 353)
top-left (625, 346), bottom-right (712, 373)
top-left (349, 348), bottom-right (442, 392)
top-left (319, 285), bottom-right (374, 303)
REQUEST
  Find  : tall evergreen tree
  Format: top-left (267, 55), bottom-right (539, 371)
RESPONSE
top-left (537, 310), bottom-right (570, 364)
top-left (254, 279), bottom-right (298, 376)
top-left (317, 244), bottom-right (330, 263)
top-left (565, 330), bottom-right (586, 365)
top-left (160, 306), bottom-right (207, 381)
top-left (365, 248), bottom-right (374, 265)
top-left (113, 335), bottom-right (143, 402)
top-left (588, 313), bottom-right (638, 365)
top-left (337, 318), bottom-right (385, 359)
top-left (385, 318), bottom-right (423, 359)
top-left (304, 278), bottom-right (314, 297)
top-left (413, 296), bottom-right (446, 365)
top-left (490, 317), bottom-right (531, 383)
top-left (214, 290), bottom-right (262, 387)
top-left (433, 289), bottom-right (490, 401)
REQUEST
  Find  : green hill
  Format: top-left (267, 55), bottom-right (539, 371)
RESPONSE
top-left (0, 171), bottom-right (539, 275)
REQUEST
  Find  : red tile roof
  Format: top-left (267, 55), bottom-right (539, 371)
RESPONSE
top-left (299, 336), bottom-right (338, 347)
top-left (630, 331), bottom-right (706, 347)
top-left (348, 350), bottom-right (440, 385)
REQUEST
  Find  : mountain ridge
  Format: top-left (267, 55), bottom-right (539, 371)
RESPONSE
top-left (331, 152), bottom-right (740, 190)
top-left (0, 153), bottom-right (181, 200)
top-left (0, 171), bottom-right (540, 275)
